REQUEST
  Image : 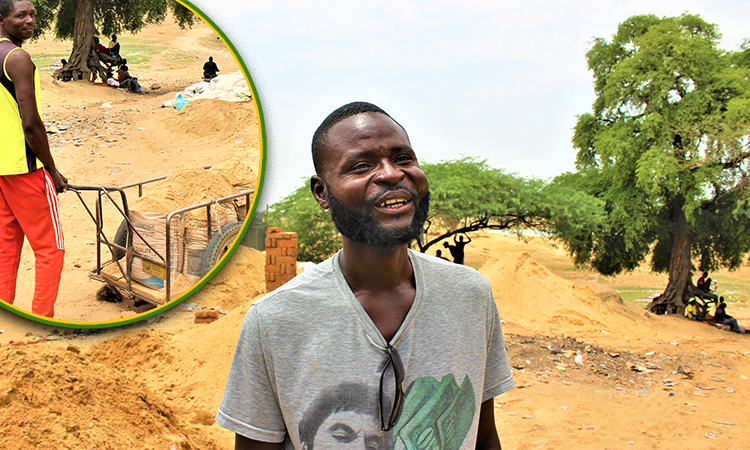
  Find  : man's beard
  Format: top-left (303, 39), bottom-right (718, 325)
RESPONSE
top-left (327, 185), bottom-right (430, 248)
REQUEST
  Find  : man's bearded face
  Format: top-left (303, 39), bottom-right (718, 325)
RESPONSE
top-left (327, 183), bottom-right (430, 248)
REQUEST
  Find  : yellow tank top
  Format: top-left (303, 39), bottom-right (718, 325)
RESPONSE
top-left (0, 37), bottom-right (43, 176)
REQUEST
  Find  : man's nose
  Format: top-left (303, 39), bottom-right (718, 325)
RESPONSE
top-left (374, 161), bottom-right (404, 185)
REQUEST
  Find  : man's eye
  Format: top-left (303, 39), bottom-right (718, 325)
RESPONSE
top-left (394, 155), bottom-right (413, 164)
top-left (351, 163), bottom-right (370, 172)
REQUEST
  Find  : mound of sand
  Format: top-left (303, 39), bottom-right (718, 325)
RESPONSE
top-left (162, 98), bottom-right (258, 142)
top-left (480, 252), bottom-right (656, 336)
top-left (190, 246), bottom-right (267, 311)
top-left (0, 344), bottom-right (223, 450)
top-left (84, 248), bottom-right (267, 432)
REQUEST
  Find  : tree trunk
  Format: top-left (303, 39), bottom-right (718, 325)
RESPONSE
top-left (647, 199), bottom-right (712, 314)
top-left (52, 0), bottom-right (109, 82)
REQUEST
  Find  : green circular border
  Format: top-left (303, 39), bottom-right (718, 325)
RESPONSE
top-left (0, 0), bottom-right (267, 329)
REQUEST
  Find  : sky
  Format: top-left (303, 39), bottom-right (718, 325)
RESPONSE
top-left (189, 0), bottom-right (750, 208)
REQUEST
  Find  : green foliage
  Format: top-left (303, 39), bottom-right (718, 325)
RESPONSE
top-left (422, 157), bottom-right (544, 228)
top-left (31, 0), bottom-right (194, 40)
top-left (561, 13), bottom-right (750, 276)
top-left (265, 158), bottom-right (604, 261)
top-left (419, 157), bottom-right (603, 252)
top-left (266, 181), bottom-right (339, 263)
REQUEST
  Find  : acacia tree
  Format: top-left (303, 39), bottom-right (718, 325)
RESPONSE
top-left (267, 158), bottom-right (602, 263)
top-left (564, 14), bottom-right (750, 314)
top-left (419, 157), bottom-right (603, 253)
top-left (32, 0), bottom-right (193, 82)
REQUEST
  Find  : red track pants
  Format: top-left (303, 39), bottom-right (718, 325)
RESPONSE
top-left (0, 169), bottom-right (64, 318)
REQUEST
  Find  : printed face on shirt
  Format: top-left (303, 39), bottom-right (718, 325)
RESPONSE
top-left (312, 410), bottom-right (388, 450)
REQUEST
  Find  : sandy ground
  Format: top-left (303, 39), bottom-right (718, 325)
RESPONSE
top-left (6, 17), bottom-right (261, 322)
top-left (2, 14), bottom-right (749, 450)
top-left (1, 232), bottom-right (749, 449)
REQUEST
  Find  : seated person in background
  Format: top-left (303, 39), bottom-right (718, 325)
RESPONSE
top-left (94, 37), bottom-right (108, 54)
top-left (696, 271), bottom-right (713, 293)
top-left (105, 69), bottom-right (119, 87)
top-left (203, 56), bottom-right (219, 81)
top-left (117, 65), bottom-right (142, 93)
top-left (684, 299), bottom-right (700, 320)
top-left (117, 65), bottom-right (130, 83)
top-left (94, 37), bottom-right (118, 67)
top-left (714, 298), bottom-right (741, 333)
top-left (109, 34), bottom-right (120, 59)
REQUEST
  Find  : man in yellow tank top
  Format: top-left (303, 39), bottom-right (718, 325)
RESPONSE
top-left (0, 0), bottom-right (67, 318)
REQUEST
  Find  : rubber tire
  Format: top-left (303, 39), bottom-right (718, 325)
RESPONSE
top-left (199, 221), bottom-right (243, 277)
top-left (111, 220), bottom-right (128, 261)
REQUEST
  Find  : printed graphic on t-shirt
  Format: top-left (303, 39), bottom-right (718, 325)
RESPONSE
top-left (396, 374), bottom-right (475, 450)
top-left (297, 375), bottom-right (475, 450)
top-left (298, 382), bottom-right (391, 450)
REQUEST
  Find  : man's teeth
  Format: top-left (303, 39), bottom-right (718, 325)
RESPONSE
top-left (380, 198), bottom-right (408, 208)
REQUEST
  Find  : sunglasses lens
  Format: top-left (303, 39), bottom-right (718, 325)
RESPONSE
top-left (379, 346), bottom-right (404, 431)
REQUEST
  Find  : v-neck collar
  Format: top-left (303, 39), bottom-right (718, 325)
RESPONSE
top-left (331, 249), bottom-right (422, 349)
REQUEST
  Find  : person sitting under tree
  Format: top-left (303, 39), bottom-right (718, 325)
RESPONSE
top-left (696, 271), bottom-right (714, 293)
top-left (93, 37), bottom-right (118, 69)
top-left (714, 298), bottom-right (743, 333)
top-left (116, 65), bottom-right (142, 93)
top-left (108, 34), bottom-right (120, 59)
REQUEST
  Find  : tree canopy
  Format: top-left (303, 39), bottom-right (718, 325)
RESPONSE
top-left (33, 0), bottom-right (193, 41)
top-left (267, 158), bottom-right (602, 263)
top-left (29, 0), bottom-right (194, 82)
top-left (558, 13), bottom-right (750, 314)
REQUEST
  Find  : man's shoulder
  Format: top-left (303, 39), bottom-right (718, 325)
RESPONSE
top-left (3, 44), bottom-right (31, 65)
top-left (252, 254), bottom-right (339, 314)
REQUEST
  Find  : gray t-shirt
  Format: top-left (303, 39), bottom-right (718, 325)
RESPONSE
top-left (216, 249), bottom-right (514, 449)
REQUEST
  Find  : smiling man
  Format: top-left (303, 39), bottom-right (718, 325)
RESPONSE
top-left (0, 0), bottom-right (66, 318)
top-left (216, 102), bottom-right (515, 449)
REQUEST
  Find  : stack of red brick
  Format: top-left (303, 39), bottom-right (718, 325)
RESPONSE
top-left (265, 227), bottom-right (298, 292)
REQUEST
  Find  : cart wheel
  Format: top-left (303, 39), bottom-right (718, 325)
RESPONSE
top-left (96, 284), bottom-right (123, 303)
top-left (112, 220), bottom-right (128, 261)
top-left (200, 221), bottom-right (244, 277)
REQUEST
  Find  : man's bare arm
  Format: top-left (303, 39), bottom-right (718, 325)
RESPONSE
top-left (476, 398), bottom-right (502, 450)
top-left (235, 433), bottom-right (284, 450)
top-left (6, 48), bottom-right (67, 192)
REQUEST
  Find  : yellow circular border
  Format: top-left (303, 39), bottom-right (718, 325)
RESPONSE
top-left (0, 0), bottom-right (266, 328)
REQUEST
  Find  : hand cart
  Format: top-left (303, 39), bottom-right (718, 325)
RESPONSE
top-left (67, 173), bottom-right (254, 306)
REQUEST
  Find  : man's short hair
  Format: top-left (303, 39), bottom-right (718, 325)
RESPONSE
top-left (311, 101), bottom-right (404, 175)
top-left (0, 0), bottom-right (24, 17)
top-left (298, 382), bottom-right (378, 449)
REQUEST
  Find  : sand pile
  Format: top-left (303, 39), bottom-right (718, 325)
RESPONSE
top-left (0, 344), bottom-right (223, 450)
top-left (193, 246), bottom-right (267, 310)
top-left (85, 312), bottom-right (248, 432)
top-left (85, 248), bottom-right (267, 434)
top-left (480, 252), bottom-right (656, 336)
top-left (163, 98), bottom-right (257, 141)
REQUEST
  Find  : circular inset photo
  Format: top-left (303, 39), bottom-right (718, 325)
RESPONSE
top-left (0, 1), bottom-right (265, 326)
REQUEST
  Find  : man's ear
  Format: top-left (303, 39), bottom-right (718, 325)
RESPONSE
top-left (310, 175), bottom-right (329, 210)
